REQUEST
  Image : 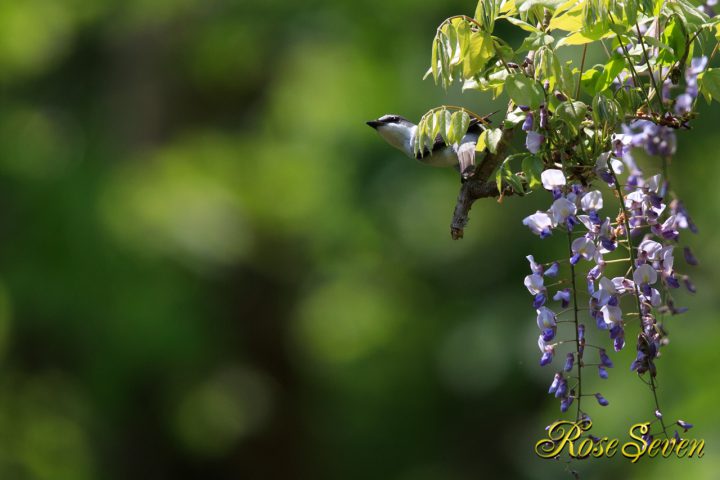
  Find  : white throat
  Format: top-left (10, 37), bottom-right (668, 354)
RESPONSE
top-left (376, 123), bottom-right (417, 157)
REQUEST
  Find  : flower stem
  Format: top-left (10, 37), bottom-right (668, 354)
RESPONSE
top-left (610, 167), bottom-right (669, 439)
top-left (566, 228), bottom-right (583, 421)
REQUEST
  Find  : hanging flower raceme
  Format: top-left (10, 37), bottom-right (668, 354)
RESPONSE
top-left (520, 128), bottom-right (701, 430)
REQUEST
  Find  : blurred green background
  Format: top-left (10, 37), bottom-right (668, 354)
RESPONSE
top-left (0, 0), bottom-right (717, 479)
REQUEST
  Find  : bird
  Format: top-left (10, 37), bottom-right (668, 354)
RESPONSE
top-left (366, 113), bottom-right (489, 178)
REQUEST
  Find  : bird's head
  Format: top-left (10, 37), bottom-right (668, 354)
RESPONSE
top-left (366, 114), bottom-right (417, 156)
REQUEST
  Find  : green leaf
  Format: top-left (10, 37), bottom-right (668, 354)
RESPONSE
top-left (516, 0), bottom-right (566, 14)
top-left (595, 55), bottom-right (625, 93)
top-left (431, 38), bottom-right (439, 84)
top-left (505, 74), bottom-right (545, 108)
top-left (592, 94), bottom-right (620, 128)
top-left (518, 31), bottom-right (555, 52)
top-left (504, 108), bottom-right (527, 127)
top-left (502, 15), bottom-right (541, 32)
top-left (665, 0), bottom-right (709, 32)
top-left (476, 130), bottom-right (488, 152)
top-left (437, 109), bottom-right (453, 145)
top-left (521, 154), bottom-right (543, 188)
top-left (642, 36), bottom-right (674, 57)
top-left (561, 62), bottom-right (578, 97)
top-left (497, 154), bottom-right (527, 194)
top-left (615, 86), bottom-right (643, 113)
top-left (535, 46), bottom-right (563, 91)
top-left (424, 114), bottom-right (437, 152)
top-left (549, 1), bottom-right (584, 32)
top-left (492, 36), bottom-right (515, 62)
top-left (657, 16), bottom-right (687, 65)
top-left (581, 67), bottom-right (601, 96)
top-left (581, 0), bottom-right (610, 40)
top-left (464, 30), bottom-right (495, 78)
top-left (445, 22), bottom-right (460, 67)
top-left (495, 163), bottom-right (503, 193)
top-left (485, 128), bottom-right (503, 154)
top-left (555, 100), bottom-right (588, 133)
top-left (507, 172), bottom-right (526, 194)
top-left (699, 68), bottom-right (720, 102)
top-left (430, 111), bottom-right (441, 139)
top-left (475, 0), bottom-right (499, 33)
top-left (448, 111), bottom-right (471, 145)
top-left (460, 19), bottom-right (474, 58)
top-left (624, 0), bottom-right (638, 26)
top-left (557, 30), bottom-right (613, 47)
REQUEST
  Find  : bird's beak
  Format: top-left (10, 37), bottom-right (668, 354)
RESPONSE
top-left (366, 120), bottom-right (382, 129)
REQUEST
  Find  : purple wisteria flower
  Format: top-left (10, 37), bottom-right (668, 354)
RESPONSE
top-left (564, 353), bottom-right (574, 372)
top-left (560, 395), bottom-right (574, 413)
top-left (675, 57), bottom-right (708, 114)
top-left (548, 372), bottom-right (562, 394)
top-left (522, 111), bottom-right (534, 131)
top-left (595, 151), bottom-right (624, 185)
top-left (677, 420), bottom-right (694, 432)
top-left (570, 236), bottom-right (596, 265)
top-left (599, 348), bottom-right (614, 368)
top-left (553, 288), bottom-right (571, 308)
top-left (699, 0), bottom-right (716, 16)
top-left (550, 198), bottom-right (577, 228)
top-left (537, 306), bottom-right (557, 329)
top-left (519, 127), bottom-right (699, 427)
top-left (526, 131), bottom-right (545, 154)
top-left (683, 246), bottom-right (699, 266)
top-left (622, 120), bottom-right (676, 157)
top-left (633, 264), bottom-right (658, 295)
top-left (671, 199), bottom-right (698, 234)
top-left (544, 262), bottom-right (560, 277)
top-left (580, 190), bottom-right (603, 212)
top-left (523, 212), bottom-right (553, 238)
top-left (541, 170), bottom-right (566, 191)
top-left (537, 307), bottom-right (558, 360)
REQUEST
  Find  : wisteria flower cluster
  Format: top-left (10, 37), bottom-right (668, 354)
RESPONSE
top-left (370, 0), bottom-right (720, 471)
top-left (524, 150), bottom-right (697, 431)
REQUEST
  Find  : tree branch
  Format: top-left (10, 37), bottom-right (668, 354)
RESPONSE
top-left (450, 108), bottom-right (516, 240)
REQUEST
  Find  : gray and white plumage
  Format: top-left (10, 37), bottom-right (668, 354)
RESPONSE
top-left (366, 114), bottom-right (486, 178)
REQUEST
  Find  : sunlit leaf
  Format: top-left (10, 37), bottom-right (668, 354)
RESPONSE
top-left (501, 15), bottom-right (541, 32)
top-left (518, 31), bottom-right (555, 51)
top-left (476, 130), bottom-right (488, 152)
top-left (657, 16), bottom-right (687, 65)
top-left (582, 0), bottom-right (610, 39)
top-left (557, 30), bottom-right (613, 46)
top-left (549, 1), bottom-right (584, 32)
top-left (581, 67), bottom-right (601, 96)
top-left (464, 30), bottom-right (495, 78)
top-left (595, 54), bottom-right (625, 93)
top-left (485, 128), bottom-right (503, 154)
top-left (521, 154), bottom-right (543, 188)
top-left (699, 68), bottom-right (720, 103)
top-left (505, 73), bottom-right (545, 108)
top-left (476, 0), bottom-right (500, 33)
